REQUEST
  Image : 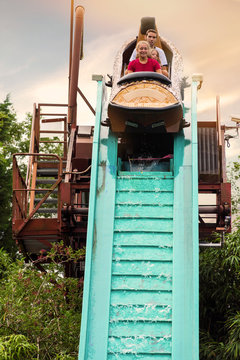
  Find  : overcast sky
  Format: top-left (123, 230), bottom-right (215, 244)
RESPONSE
top-left (1, 0), bottom-right (240, 160)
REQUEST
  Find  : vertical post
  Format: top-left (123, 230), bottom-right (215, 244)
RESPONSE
top-left (63, 116), bottom-right (68, 158)
top-left (191, 73), bottom-right (203, 359)
top-left (216, 95), bottom-right (223, 181)
top-left (29, 105), bottom-right (40, 214)
top-left (68, 0), bottom-right (74, 96)
top-left (78, 75), bottom-right (103, 360)
top-left (26, 103), bottom-right (37, 206)
top-left (68, 6), bottom-right (85, 126)
top-left (12, 156), bottom-right (17, 224)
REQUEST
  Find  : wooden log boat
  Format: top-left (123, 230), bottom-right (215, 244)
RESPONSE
top-left (107, 17), bottom-right (185, 134)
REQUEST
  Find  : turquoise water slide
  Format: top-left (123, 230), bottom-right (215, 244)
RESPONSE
top-left (79, 76), bottom-right (200, 359)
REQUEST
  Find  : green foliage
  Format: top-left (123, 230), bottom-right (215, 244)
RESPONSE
top-left (200, 222), bottom-right (240, 359)
top-left (0, 247), bottom-right (13, 280)
top-left (54, 352), bottom-right (76, 360)
top-left (228, 157), bottom-right (240, 213)
top-left (0, 96), bottom-right (31, 163)
top-left (37, 241), bottom-right (85, 264)
top-left (40, 136), bottom-right (63, 157)
top-left (200, 331), bottom-right (225, 360)
top-left (0, 334), bottom-right (37, 360)
top-left (0, 96), bottom-right (31, 256)
top-left (0, 246), bottom-right (84, 359)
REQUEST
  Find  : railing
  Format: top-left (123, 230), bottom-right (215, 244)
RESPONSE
top-left (25, 103), bottom-right (68, 211)
top-left (12, 153), bottom-right (62, 235)
top-left (12, 156), bottom-right (28, 224)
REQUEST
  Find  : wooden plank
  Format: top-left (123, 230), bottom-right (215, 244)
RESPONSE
top-left (112, 246), bottom-right (173, 262)
top-left (109, 321), bottom-right (171, 337)
top-left (116, 178), bottom-right (174, 191)
top-left (111, 275), bottom-right (172, 291)
top-left (113, 232), bottom-right (173, 247)
top-left (116, 191), bottom-right (174, 205)
top-left (109, 304), bottom-right (172, 322)
top-left (110, 290), bottom-right (172, 306)
top-left (108, 354), bottom-right (171, 360)
top-left (108, 335), bottom-right (171, 354)
top-left (115, 204), bottom-right (173, 218)
top-left (112, 260), bottom-right (172, 276)
top-left (114, 218), bottom-right (173, 232)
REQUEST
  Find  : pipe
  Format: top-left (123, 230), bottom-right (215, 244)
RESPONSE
top-left (68, 6), bottom-right (85, 126)
top-left (199, 204), bottom-right (229, 214)
top-left (62, 207), bottom-right (88, 215)
top-left (68, 0), bottom-right (74, 96)
top-left (199, 205), bottom-right (219, 214)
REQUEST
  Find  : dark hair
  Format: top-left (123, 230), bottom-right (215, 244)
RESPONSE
top-left (146, 29), bottom-right (157, 36)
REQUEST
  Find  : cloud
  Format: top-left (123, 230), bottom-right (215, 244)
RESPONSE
top-left (226, 137), bottom-right (240, 163)
top-left (0, 58), bottom-right (35, 78)
top-left (8, 30), bottom-right (130, 123)
top-left (7, 67), bottom-right (68, 122)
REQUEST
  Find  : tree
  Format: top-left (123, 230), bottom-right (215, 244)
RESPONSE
top-left (0, 96), bottom-right (31, 256)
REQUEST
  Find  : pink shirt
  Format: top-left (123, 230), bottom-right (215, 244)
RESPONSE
top-left (127, 58), bottom-right (161, 72)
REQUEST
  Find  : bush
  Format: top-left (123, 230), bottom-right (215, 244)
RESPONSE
top-left (0, 246), bottom-right (84, 359)
top-left (0, 334), bottom-right (37, 360)
top-left (200, 221), bottom-right (240, 359)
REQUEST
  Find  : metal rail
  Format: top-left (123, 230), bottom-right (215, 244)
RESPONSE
top-left (13, 153), bottom-right (62, 235)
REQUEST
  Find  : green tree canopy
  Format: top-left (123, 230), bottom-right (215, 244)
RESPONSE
top-left (0, 95), bottom-right (31, 256)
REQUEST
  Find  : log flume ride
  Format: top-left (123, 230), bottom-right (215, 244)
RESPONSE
top-left (11, 5), bottom-right (232, 360)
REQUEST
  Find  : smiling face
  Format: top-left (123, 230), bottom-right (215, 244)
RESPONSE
top-left (146, 31), bottom-right (157, 47)
top-left (137, 44), bottom-right (148, 57)
top-left (136, 41), bottom-right (150, 59)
